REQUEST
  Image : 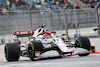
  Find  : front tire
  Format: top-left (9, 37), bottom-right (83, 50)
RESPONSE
top-left (75, 36), bottom-right (91, 56)
top-left (28, 41), bottom-right (44, 61)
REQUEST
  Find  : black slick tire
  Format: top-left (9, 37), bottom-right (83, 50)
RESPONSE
top-left (75, 36), bottom-right (91, 56)
top-left (5, 42), bottom-right (20, 61)
top-left (28, 41), bottom-right (44, 61)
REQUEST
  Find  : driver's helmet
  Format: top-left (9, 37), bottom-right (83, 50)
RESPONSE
top-left (42, 34), bottom-right (49, 39)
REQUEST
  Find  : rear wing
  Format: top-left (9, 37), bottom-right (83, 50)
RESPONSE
top-left (13, 30), bottom-right (35, 37)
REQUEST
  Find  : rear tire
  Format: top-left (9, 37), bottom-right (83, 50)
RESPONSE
top-left (5, 42), bottom-right (20, 61)
top-left (75, 36), bottom-right (91, 56)
top-left (28, 41), bottom-right (44, 61)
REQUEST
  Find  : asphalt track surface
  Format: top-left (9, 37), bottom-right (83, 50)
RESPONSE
top-left (0, 53), bottom-right (100, 67)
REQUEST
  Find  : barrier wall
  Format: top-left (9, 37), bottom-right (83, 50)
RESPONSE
top-left (0, 45), bottom-right (5, 61)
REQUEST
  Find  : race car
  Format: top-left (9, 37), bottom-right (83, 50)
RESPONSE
top-left (4, 26), bottom-right (95, 61)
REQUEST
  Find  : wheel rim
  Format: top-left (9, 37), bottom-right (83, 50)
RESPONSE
top-left (28, 43), bottom-right (34, 60)
top-left (75, 39), bottom-right (82, 48)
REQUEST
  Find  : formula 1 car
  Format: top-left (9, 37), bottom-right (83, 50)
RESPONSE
top-left (4, 26), bottom-right (95, 61)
